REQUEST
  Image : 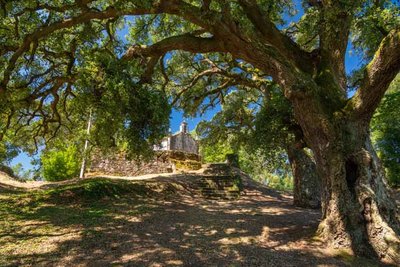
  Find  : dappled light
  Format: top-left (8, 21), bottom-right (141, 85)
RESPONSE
top-left (1, 175), bottom-right (385, 266)
top-left (1, 0), bottom-right (400, 265)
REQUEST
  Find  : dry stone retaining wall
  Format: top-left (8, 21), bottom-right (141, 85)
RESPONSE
top-left (89, 150), bottom-right (201, 176)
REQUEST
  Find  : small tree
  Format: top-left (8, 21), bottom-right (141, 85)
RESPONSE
top-left (41, 146), bottom-right (80, 181)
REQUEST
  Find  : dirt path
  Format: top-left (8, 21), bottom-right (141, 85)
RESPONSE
top-left (70, 183), bottom-right (377, 267)
top-left (0, 172), bottom-right (390, 266)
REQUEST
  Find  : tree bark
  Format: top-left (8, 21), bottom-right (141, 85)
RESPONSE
top-left (287, 144), bottom-right (321, 209)
top-left (2, 0), bottom-right (399, 263)
top-left (298, 114), bottom-right (400, 263)
top-left (228, 31), bottom-right (400, 261)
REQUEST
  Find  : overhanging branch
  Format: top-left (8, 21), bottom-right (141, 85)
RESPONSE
top-left (123, 34), bottom-right (226, 60)
top-left (122, 34), bottom-right (226, 83)
top-left (346, 29), bottom-right (400, 120)
top-left (237, 0), bottom-right (312, 72)
top-left (0, 0), bottom-right (212, 91)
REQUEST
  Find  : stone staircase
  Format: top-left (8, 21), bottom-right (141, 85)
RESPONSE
top-left (194, 163), bottom-right (242, 199)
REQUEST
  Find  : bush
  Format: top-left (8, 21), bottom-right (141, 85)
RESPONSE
top-left (0, 164), bottom-right (15, 177)
top-left (41, 146), bottom-right (80, 181)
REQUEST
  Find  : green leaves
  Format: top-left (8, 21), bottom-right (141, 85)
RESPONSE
top-left (286, 7), bottom-right (320, 52)
top-left (1, 0), bottom-right (399, 172)
top-left (41, 145), bottom-right (80, 181)
top-left (75, 52), bottom-right (171, 158)
top-left (371, 75), bottom-right (400, 186)
top-left (351, 1), bottom-right (400, 59)
top-left (196, 83), bottom-right (294, 187)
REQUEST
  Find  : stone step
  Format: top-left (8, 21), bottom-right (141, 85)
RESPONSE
top-left (196, 178), bottom-right (235, 182)
top-left (198, 187), bottom-right (237, 192)
top-left (200, 175), bottom-right (236, 179)
top-left (196, 177), bottom-right (235, 181)
top-left (202, 163), bottom-right (230, 168)
top-left (202, 164), bottom-right (232, 175)
top-left (196, 181), bottom-right (235, 186)
top-left (192, 172), bottom-right (242, 199)
top-left (196, 179), bottom-right (235, 182)
top-left (198, 180), bottom-right (235, 185)
top-left (197, 187), bottom-right (236, 192)
top-left (200, 193), bottom-right (240, 199)
top-left (201, 192), bottom-right (240, 197)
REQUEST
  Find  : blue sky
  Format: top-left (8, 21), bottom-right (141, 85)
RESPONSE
top-left (10, 4), bottom-right (364, 173)
top-left (11, 108), bottom-right (218, 171)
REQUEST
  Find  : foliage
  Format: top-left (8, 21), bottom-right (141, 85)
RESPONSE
top-left (239, 148), bottom-right (293, 191)
top-left (11, 163), bottom-right (24, 178)
top-left (200, 140), bottom-right (234, 163)
top-left (41, 145), bottom-right (80, 181)
top-left (0, 141), bottom-right (18, 165)
top-left (265, 173), bottom-right (293, 191)
top-left (0, 3), bottom-right (171, 159)
top-left (0, 0), bottom-right (397, 159)
top-left (371, 76), bottom-right (400, 186)
top-left (351, 1), bottom-right (400, 60)
top-left (196, 84), bottom-right (294, 191)
top-left (0, 164), bottom-right (15, 178)
top-left (10, 162), bottom-right (37, 180)
top-left (75, 52), bottom-right (171, 158)
top-left (1, 0), bottom-right (400, 259)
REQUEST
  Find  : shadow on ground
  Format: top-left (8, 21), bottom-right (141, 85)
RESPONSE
top-left (0, 177), bottom-right (389, 267)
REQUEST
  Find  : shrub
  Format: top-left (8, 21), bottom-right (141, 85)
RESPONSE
top-left (0, 164), bottom-right (15, 177)
top-left (265, 173), bottom-right (293, 191)
top-left (41, 146), bottom-right (80, 181)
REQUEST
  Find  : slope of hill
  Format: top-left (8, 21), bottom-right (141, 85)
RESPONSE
top-left (0, 167), bottom-right (391, 266)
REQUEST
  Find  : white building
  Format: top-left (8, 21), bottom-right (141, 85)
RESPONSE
top-left (154, 122), bottom-right (199, 154)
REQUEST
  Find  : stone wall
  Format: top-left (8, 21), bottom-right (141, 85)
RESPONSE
top-left (89, 150), bottom-right (201, 177)
top-left (170, 133), bottom-right (198, 154)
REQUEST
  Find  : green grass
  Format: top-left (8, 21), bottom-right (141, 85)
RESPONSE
top-left (0, 178), bottom-right (178, 266)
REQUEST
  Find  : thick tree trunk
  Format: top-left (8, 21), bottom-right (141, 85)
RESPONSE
top-left (287, 144), bottom-right (321, 209)
top-left (310, 123), bottom-right (400, 263)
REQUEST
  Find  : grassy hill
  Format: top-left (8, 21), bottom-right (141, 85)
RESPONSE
top-left (0, 177), bottom-right (190, 266)
top-left (0, 172), bottom-right (391, 266)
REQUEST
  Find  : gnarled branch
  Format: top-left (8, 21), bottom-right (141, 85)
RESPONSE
top-left (346, 29), bottom-right (400, 120)
top-left (237, 0), bottom-right (312, 73)
top-left (0, 0), bottom-right (211, 91)
top-left (122, 33), bottom-right (226, 83)
top-left (123, 34), bottom-right (226, 60)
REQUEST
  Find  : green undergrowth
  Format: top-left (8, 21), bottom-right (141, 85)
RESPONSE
top-left (35, 178), bottom-right (158, 202)
top-left (0, 178), bottom-right (179, 228)
top-left (0, 178), bottom-right (179, 266)
top-left (31, 178), bottom-right (183, 204)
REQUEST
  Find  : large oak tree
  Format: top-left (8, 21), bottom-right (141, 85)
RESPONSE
top-left (0, 0), bottom-right (399, 263)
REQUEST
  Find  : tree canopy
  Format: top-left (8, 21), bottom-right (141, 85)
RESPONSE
top-left (1, 0), bottom-right (400, 262)
top-left (1, 1), bottom-right (399, 150)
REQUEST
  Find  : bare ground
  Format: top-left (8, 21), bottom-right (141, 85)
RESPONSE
top-left (0, 171), bottom-right (394, 267)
